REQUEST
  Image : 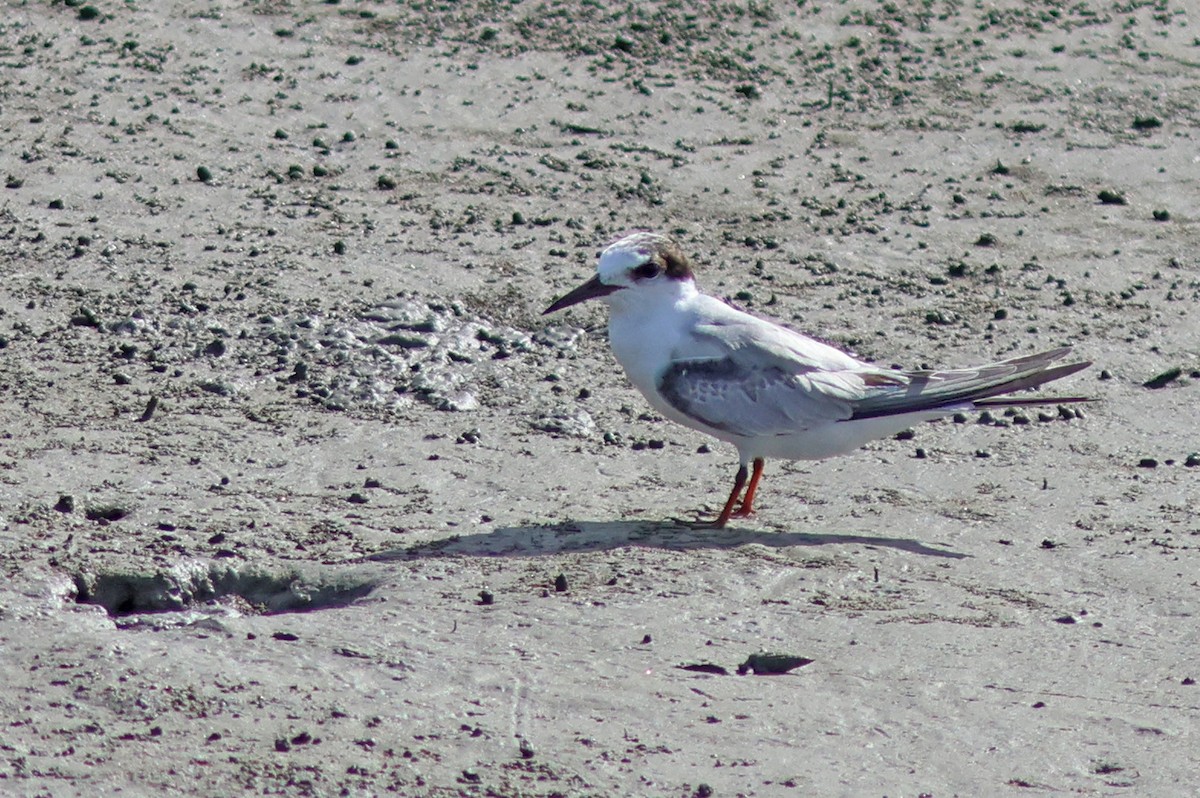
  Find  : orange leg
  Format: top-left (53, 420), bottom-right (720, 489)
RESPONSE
top-left (731, 458), bottom-right (765, 518)
top-left (707, 462), bottom-right (749, 529)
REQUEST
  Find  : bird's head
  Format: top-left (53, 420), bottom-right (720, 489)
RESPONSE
top-left (543, 232), bottom-right (695, 315)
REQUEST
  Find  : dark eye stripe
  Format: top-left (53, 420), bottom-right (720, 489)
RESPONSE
top-left (633, 262), bottom-right (661, 280)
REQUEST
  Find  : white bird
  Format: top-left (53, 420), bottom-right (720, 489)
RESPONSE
top-left (543, 232), bottom-right (1091, 528)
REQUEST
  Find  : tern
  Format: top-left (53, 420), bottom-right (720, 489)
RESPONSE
top-left (543, 232), bottom-right (1091, 528)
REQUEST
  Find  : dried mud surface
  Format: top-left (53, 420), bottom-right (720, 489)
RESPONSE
top-left (1, 2), bottom-right (1198, 796)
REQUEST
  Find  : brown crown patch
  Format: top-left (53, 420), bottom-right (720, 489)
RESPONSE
top-left (658, 241), bottom-right (694, 280)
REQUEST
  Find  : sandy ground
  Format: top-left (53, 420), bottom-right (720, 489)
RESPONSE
top-left (1, 1), bottom-right (1198, 796)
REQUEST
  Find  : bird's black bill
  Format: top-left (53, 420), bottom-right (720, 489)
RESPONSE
top-left (543, 275), bottom-right (621, 315)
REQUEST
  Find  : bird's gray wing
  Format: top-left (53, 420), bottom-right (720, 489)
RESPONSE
top-left (848, 347), bottom-right (1090, 420)
top-left (656, 358), bottom-right (866, 437)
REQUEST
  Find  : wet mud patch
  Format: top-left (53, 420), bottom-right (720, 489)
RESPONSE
top-left (70, 561), bottom-right (375, 617)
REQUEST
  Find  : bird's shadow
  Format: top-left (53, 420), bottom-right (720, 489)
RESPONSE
top-left (367, 520), bottom-right (968, 562)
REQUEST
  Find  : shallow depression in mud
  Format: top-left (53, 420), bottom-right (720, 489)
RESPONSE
top-left (71, 561), bottom-right (376, 617)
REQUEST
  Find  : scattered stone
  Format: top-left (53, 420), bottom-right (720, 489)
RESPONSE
top-left (737, 652), bottom-right (814, 675)
top-left (924, 309), bottom-right (954, 325)
top-left (1097, 189), bottom-right (1126, 205)
top-left (54, 495), bottom-right (75, 513)
top-left (70, 307), bottom-right (101, 328)
top-left (554, 574), bottom-right (568, 592)
top-left (1137, 458), bottom-right (1158, 469)
top-left (1053, 615), bottom-right (1077, 624)
top-left (478, 589), bottom-right (494, 606)
top-left (85, 505), bottom-right (130, 523)
top-left (1143, 367), bottom-right (1181, 389)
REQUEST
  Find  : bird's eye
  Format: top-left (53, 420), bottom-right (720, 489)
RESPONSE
top-left (633, 262), bottom-right (661, 280)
